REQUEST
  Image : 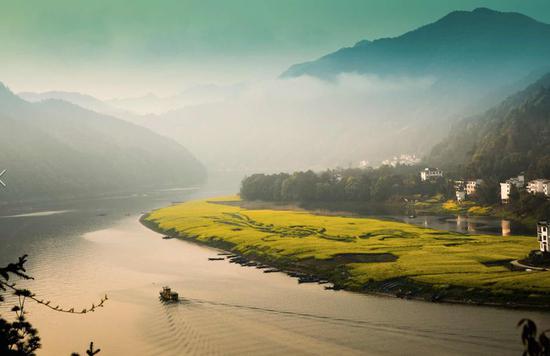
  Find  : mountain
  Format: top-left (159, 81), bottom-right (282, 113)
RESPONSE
top-left (22, 9), bottom-right (550, 173)
top-left (19, 91), bottom-right (123, 115)
top-left (106, 83), bottom-right (244, 115)
top-left (242, 7), bottom-right (550, 172)
top-left (0, 83), bottom-right (206, 202)
top-left (136, 74), bottom-right (463, 172)
top-left (427, 73), bottom-right (550, 180)
top-left (282, 8), bottom-right (550, 91)
top-left (21, 84), bottom-right (246, 117)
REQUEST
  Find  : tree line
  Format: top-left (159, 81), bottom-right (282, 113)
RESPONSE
top-left (240, 164), bottom-right (550, 223)
top-left (240, 165), bottom-right (454, 203)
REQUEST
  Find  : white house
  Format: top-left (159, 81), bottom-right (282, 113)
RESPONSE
top-left (454, 179), bottom-right (482, 201)
top-left (537, 221), bottom-right (549, 253)
top-left (527, 179), bottom-right (550, 196)
top-left (466, 179), bottom-right (483, 196)
top-left (420, 168), bottom-right (443, 182)
top-left (500, 175), bottom-right (525, 203)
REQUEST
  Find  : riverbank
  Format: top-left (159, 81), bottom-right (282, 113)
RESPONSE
top-left (142, 196), bottom-right (550, 309)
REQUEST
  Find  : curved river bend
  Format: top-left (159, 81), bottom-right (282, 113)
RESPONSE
top-left (0, 189), bottom-right (548, 355)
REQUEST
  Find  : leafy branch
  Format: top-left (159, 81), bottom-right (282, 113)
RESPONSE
top-left (518, 319), bottom-right (550, 356)
top-left (0, 255), bottom-right (106, 355)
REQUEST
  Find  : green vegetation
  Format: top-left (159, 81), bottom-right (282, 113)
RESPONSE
top-left (240, 165), bottom-right (453, 203)
top-left (145, 197), bottom-right (550, 307)
top-left (428, 73), bottom-right (550, 181)
top-left (238, 166), bottom-right (514, 219)
top-left (413, 199), bottom-right (493, 216)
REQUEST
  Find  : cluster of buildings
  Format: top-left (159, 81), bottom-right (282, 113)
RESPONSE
top-left (499, 175), bottom-right (526, 203)
top-left (420, 168), bottom-right (443, 182)
top-left (419, 168), bottom-right (550, 254)
top-left (500, 175), bottom-right (550, 204)
top-left (419, 168), bottom-right (550, 205)
top-left (527, 179), bottom-right (550, 196)
top-left (419, 168), bottom-right (484, 202)
top-left (454, 179), bottom-right (484, 202)
top-left (382, 154), bottom-right (421, 168)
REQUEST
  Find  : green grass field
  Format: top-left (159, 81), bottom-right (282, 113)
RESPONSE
top-left (146, 196), bottom-right (549, 297)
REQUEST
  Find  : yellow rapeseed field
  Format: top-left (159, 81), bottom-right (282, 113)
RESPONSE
top-left (146, 196), bottom-right (548, 293)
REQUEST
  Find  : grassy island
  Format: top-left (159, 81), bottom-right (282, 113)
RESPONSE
top-left (143, 196), bottom-right (550, 308)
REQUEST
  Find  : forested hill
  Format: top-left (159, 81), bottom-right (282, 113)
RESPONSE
top-left (427, 73), bottom-right (550, 180)
top-left (282, 8), bottom-right (550, 86)
top-left (0, 83), bottom-right (206, 203)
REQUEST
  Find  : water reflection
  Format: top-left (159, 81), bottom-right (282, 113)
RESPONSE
top-left (397, 214), bottom-right (527, 236)
top-left (300, 202), bottom-right (529, 236)
top-left (502, 220), bottom-right (512, 236)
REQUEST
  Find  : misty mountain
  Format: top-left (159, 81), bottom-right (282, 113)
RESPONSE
top-left (136, 76), bottom-right (453, 172)
top-left (21, 83), bottom-right (246, 117)
top-left (135, 9), bottom-right (550, 173)
top-left (106, 83), bottom-right (245, 115)
top-left (0, 83), bottom-right (206, 202)
top-left (21, 8), bottom-right (550, 174)
top-left (19, 90), bottom-right (131, 118)
top-left (427, 73), bottom-right (550, 180)
top-left (282, 8), bottom-right (550, 92)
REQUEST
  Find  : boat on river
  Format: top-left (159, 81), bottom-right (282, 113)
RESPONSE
top-left (159, 286), bottom-right (179, 302)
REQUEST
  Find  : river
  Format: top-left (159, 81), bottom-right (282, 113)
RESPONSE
top-left (0, 186), bottom-right (548, 355)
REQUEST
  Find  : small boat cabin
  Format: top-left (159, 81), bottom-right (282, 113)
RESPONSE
top-left (159, 286), bottom-right (179, 302)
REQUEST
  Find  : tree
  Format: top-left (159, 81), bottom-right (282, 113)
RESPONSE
top-left (372, 176), bottom-right (393, 202)
top-left (473, 181), bottom-right (499, 205)
top-left (509, 185), bottom-right (521, 203)
top-left (0, 255), bottom-right (41, 355)
top-left (0, 255), bottom-right (106, 355)
top-left (518, 319), bottom-right (550, 356)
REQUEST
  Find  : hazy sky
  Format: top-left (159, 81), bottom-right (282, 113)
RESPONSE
top-left (1, 0), bottom-right (549, 97)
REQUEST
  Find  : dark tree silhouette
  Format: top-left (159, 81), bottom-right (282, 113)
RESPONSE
top-left (518, 319), bottom-right (550, 356)
top-left (71, 342), bottom-right (101, 356)
top-left (0, 255), bottom-right (106, 355)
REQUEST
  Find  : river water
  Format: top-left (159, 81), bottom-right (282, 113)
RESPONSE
top-left (0, 187), bottom-right (548, 355)
top-left (381, 214), bottom-right (529, 236)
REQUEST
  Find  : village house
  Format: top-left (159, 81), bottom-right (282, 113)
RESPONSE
top-left (466, 179), bottom-right (483, 196)
top-left (500, 175), bottom-right (525, 203)
top-left (537, 221), bottom-right (550, 253)
top-left (420, 168), bottom-right (443, 182)
top-left (454, 179), bottom-right (482, 201)
top-left (527, 179), bottom-right (550, 197)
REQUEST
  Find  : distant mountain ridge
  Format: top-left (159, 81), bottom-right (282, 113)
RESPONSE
top-left (20, 82), bottom-right (245, 116)
top-left (282, 8), bottom-right (550, 89)
top-left (427, 72), bottom-right (550, 180)
top-left (19, 90), bottom-right (129, 117)
top-left (0, 83), bottom-right (206, 202)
